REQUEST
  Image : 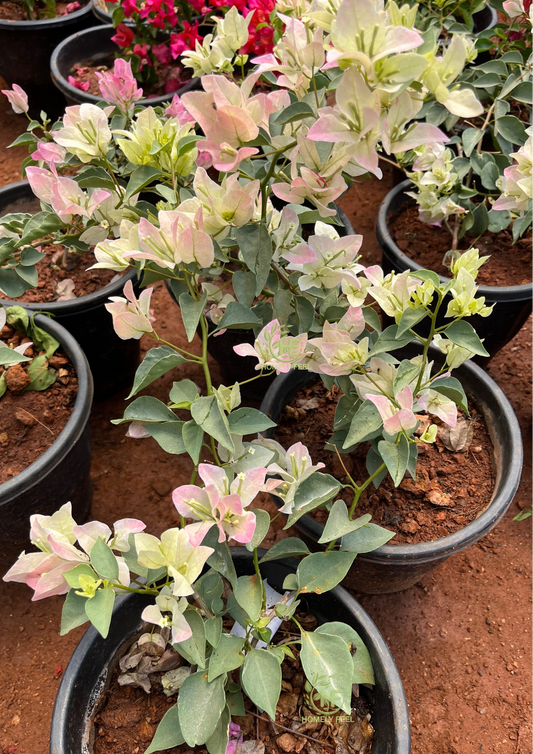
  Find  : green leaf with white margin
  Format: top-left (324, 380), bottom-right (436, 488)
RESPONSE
top-left (259, 538), bottom-right (310, 563)
top-left (206, 705), bottom-right (231, 754)
top-left (241, 648), bottom-right (282, 719)
top-left (90, 537), bottom-right (119, 580)
top-left (396, 307), bottom-right (428, 338)
top-left (60, 590), bottom-right (89, 636)
top-left (215, 302), bottom-right (261, 331)
top-left (179, 291), bottom-right (208, 342)
top-left (84, 587), bottom-right (115, 638)
top-left (343, 400), bottom-right (383, 449)
top-left (300, 629), bottom-right (353, 713)
top-left (315, 622), bottom-right (374, 685)
top-left (127, 346), bottom-right (187, 398)
top-left (341, 523), bottom-right (395, 553)
top-left (246, 509), bottom-right (271, 551)
top-left (227, 407), bottom-right (276, 435)
top-left (145, 704), bottom-right (185, 753)
top-left (208, 634), bottom-right (245, 681)
top-left (443, 320), bottom-right (489, 357)
top-left (169, 379), bottom-right (199, 408)
top-left (113, 396), bottom-right (180, 424)
top-left (234, 574), bottom-right (263, 622)
top-left (174, 610), bottom-right (206, 668)
top-left (430, 376), bottom-right (469, 415)
top-left (182, 420), bottom-right (204, 465)
top-left (378, 434), bottom-right (410, 487)
top-left (393, 360), bottom-right (420, 394)
top-left (178, 671), bottom-right (226, 746)
top-left (146, 422), bottom-right (186, 455)
top-left (318, 501), bottom-right (372, 544)
top-left (124, 165), bottom-right (162, 202)
top-left (296, 551), bottom-right (356, 594)
top-left (285, 473), bottom-right (342, 529)
top-left (191, 395), bottom-right (234, 453)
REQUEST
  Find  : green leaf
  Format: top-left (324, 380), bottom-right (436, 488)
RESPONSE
top-left (393, 360), bottom-right (420, 394)
top-left (343, 400), bottom-right (383, 448)
top-left (341, 523), bottom-right (395, 553)
top-left (512, 82), bottom-right (533, 105)
top-left (0, 344), bottom-right (31, 366)
top-left (124, 165), bottom-right (162, 201)
top-left (0, 269), bottom-right (32, 298)
top-left (462, 127), bottom-right (484, 156)
top-left (205, 617), bottom-right (223, 648)
top-left (512, 209), bottom-right (532, 242)
top-left (378, 435), bottom-right (410, 487)
top-left (294, 295), bottom-right (315, 334)
top-left (468, 202), bottom-right (490, 237)
top-left (76, 166), bottom-right (117, 192)
top-left (488, 208), bottom-right (512, 233)
top-left (227, 407), bottom-right (276, 435)
top-left (146, 422), bottom-right (186, 455)
top-left (246, 509), bottom-right (271, 551)
top-left (496, 115), bottom-right (527, 146)
top-left (195, 570), bottom-right (224, 614)
top-left (127, 346), bottom-right (186, 398)
top-left (296, 551), bottom-right (356, 594)
top-left (444, 320), bottom-right (489, 356)
top-left (241, 648), bottom-right (281, 719)
top-left (227, 689), bottom-right (246, 717)
top-left (90, 537), bottom-right (119, 580)
top-left (19, 211), bottom-right (65, 246)
top-left (208, 634), bottom-right (245, 681)
top-left (206, 705), bottom-right (231, 754)
top-left (25, 354), bottom-right (56, 392)
top-left (315, 622), bottom-right (374, 685)
top-left (368, 325), bottom-right (413, 357)
top-left (203, 528), bottom-right (238, 588)
top-left (145, 705), bottom-right (185, 753)
top-left (169, 379), bottom-right (199, 408)
top-left (191, 395), bottom-right (234, 452)
top-left (274, 288), bottom-right (293, 324)
top-left (480, 162), bottom-right (500, 191)
top-left (472, 72), bottom-right (502, 88)
top-left (430, 375), bottom-right (469, 414)
top-left (174, 610), bottom-right (206, 668)
top-left (259, 537), bottom-right (310, 563)
top-left (178, 671), bottom-right (226, 746)
top-left (285, 473), bottom-right (342, 528)
top-left (234, 224), bottom-right (273, 296)
top-left (63, 564), bottom-right (98, 589)
top-left (300, 629), bottom-right (353, 714)
top-left (116, 396), bottom-right (180, 424)
top-left (274, 102), bottom-right (315, 125)
top-left (232, 270), bottom-right (256, 308)
top-left (396, 307), bottom-right (428, 337)
top-left (60, 590), bottom-right (88, 636)
top-left (84, 588), bottom-right (115, 638)
top-left (234, 574), bottom-right (263, 621)
top-left (179, 291), bottom-right (208, 343)
top-left (216, 302), bottom-right (261, 331)
top-left (318, 502), bottom-right (372, 544)
top-left (182, 420), bottom-right (204, 465)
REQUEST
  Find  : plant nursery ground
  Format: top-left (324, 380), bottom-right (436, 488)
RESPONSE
top-left (0, 95), bottom-right (531, 754)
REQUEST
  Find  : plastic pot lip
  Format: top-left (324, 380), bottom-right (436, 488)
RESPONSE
top-left (0, 0), bottom-right (92, 28)
top-left (376, 179), bottom-right (533, 301)
top-left (0, 311), bottom-right (93, 504)
top-left (473, 4), bottom-right (498, 34)
top-left (0, 180), bottom-right (139, 314)
top-left (50, 24), bottom-right (199, 107)
top-left (50, 548), bottom-right (410, 754)
top-left (260, 360), bottom-right (523, 563)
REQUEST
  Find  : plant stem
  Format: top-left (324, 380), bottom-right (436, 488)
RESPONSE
top-left (348, 461), bottom-right (387, 519)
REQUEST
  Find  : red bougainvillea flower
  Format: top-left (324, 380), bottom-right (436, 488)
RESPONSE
top-left (111, 23), bottom-right (135, 48)
top-left (152, 42), bottom-right (171, 64)
top-left (169, 21), bottom-right (203, 58)
top-left (68, 75), bottom-right (90, 92)
top-left (240, 0), bottom-right (276, 55)
top-left (133, 43), bottom-right (152, 67)
top-left (122, 0), bottom-right (138, 16)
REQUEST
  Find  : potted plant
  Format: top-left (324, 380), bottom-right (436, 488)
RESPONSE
top-left (238, 253), bottom-right (523, 593)
top-left (0, 304), bottom-right (93, 567)
top-left (0, 0), bottom-right (93, 118)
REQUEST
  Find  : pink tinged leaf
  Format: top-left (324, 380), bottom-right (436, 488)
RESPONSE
top-left (184, 520), bottom-right (216, 547)
top-left (383, 408), bottom-right (418, 434)
top-left (198, 464), bottom-right (229, 494)
top-left (26, 166), bottom-right (56, 204)
top-left (366, 393), bottom-right (393, 423)
top-left (32, 562), bottom-right (76, 601)
top-left (172, 484), bottom-right (212, 518)
top-left (232, 467), bottom-right (268, 506)
top-left (171, 608), bottom-right (193, 644)
top-left (73, 521), bottom-right (112, 555)
top-left (113, 519), bottom-right (146, 551)
top-left (389, 123), bottom-right (449, 154)
top-left (2, 552), bottom-right (50, 584)
top-left (364, 265), bottom-right (384, 286)
top-left (396, 385), bottom-right (414, 411)
top-left (233, 343), bottom-right (260, 360)
top-left (125, 421), bottom-right (151, 439)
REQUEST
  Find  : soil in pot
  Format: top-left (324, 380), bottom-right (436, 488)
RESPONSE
top-left (275, 381), bottom-right (496, 545)
top-left (92, 610), bottom-right (375, 754)
top-left (69, 58), bottom-right (192, 98)
top-left (391, 204), bottom-right (532, 287)
top-left (0, 322), bottom-right (78, 483)
top-left (0, 0), bottom-right (88, 21)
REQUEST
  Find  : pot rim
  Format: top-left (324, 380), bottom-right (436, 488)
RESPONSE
top-left (50, 549), bottom-right (410, 754)
top-left (0, 310), bottom-right (93, 503)
top-left (0, 180), bottom-right (139, 313)
top-left (0, 0), bottom-right (92, 28)
top-left (50, 24), bottom-right (199, 107)
top-left (376, 179), bottom-right (533, 301)
top-left (260, 360), bottom-right (523, 563)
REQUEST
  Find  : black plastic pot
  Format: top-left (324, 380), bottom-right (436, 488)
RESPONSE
top-left (166, 205), bottom-right (355, 397)
top-left (50, 25), bottom-right (199, 107)
top-left (50, 549), bottom-right (410, 754)
top-left (0, 2), bottom-right (93, 119)
top-left (0, 312), bottom-right (93, 570)
top-left (260, 359), bottom-right (523, 594)
top-left (376, 180), bottom-right (533, 363)
top-left (0, 180), bottom-right (141, 398)
top-left (90, 0), bottom-right (121, 24)
top-left (472, 4), bottom-right (498, 34)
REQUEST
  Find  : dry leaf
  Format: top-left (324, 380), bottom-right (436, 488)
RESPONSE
top-left (55, 278), bottom-right (76, 301)
top-left (438, 417), bottom-right (475, 452)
